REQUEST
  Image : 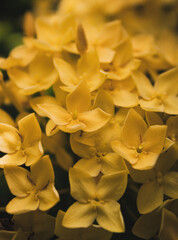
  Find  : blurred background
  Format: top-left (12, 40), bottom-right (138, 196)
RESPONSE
top-left (0, 0), bottom-right (32, 57)
top-left (0, 0), bottom-right (177, 58)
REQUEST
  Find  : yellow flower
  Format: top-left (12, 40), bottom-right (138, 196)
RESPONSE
top-left (132, 68), bottom-right (178, 114)
top-left (55, 210), bottom-right (112, 240)
top-left (70, 120), bottom-right (127, 177)
top-left (33, 81), bottom-right (111, 134)
top-left (33, 14), bottom-right (76, 53)
top-left (111, 108), bottom-right (167, 170)
top-left (128, 144), bottom-right (178, 214)
top-left (0, 42), bottom-right (37, 70)
top-left (53, 50), bottom-right (106, 92)
top-left (64, 20), bottom-right (128, 63)
top-left (101, 78), bottom-right (139, 107)
top-left (7, 53), bottom-right (58, 95)
top-left (0, 113), bottom-right (43, 167)
top-left (13, 211), bottom-right (55, 240)
top-left (4, 155), bottom-right (59, 214)
top-left (132, 199), bottom-right (178, 240)
top-left (62, 168), bottom-right (127, 233)
top-left (103, 38), bottom-right (140, 81)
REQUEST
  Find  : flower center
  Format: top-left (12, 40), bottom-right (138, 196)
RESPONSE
top-left (72, 110), bottom-right (78, 120)
top-left (137, 145), bottom-right (143, 153)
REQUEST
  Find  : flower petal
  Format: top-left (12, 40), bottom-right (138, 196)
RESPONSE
top-left (121, 108), bottom-right (147, 148)
top-left (6, 194), bottom-right (39, 214)
top-left (97, 20), bottom-right (124, 49)
top-left (142, 125), bottom-right (167, 154)
top-left (139, 98), bottom-right (164, 112)
top-left (111, 140), bottom-right (138, 165)
top-left (93, 89), bottom-right (114, 115)
top-left (97, 171), bottom-right (128, 201)
top-left (96, 200), bottom-right (125, 233)
top-left (77, 50), bottom-right (100, 77)
top-left (70, 134), bottom-right (96, 158)
top-left (66, 81), bottom-right (91, 113)
top-left (53, 58), bottom-right (78, 86)
top-left (133, 152), bottom-right (159, 170)
top-left (0, 123), bottom-right (21, 153)
top-left (158, 208), bottom-right (178, 240)
top-left (55, 210), bottom-right (112, 240)
top-left (62, 202), bottom-right (96, 228)
top-left (101, 153), bottom-right (127, 175)
top-left (58, 119), bottom-right (86, 133)
top-left (74, 157), bottom-right (101, 177)
top-left (25, 142), bottom-right (44, 166)
top-left (97, 47), bottom-right (115, 63)
top-left (37, 103), bottom-right (71, 126)
top-left (114, 39), bottom-right (133, 67)
top-left (45, 120), bottom-right (59, 136)
top-left (18, 113), bottom-right (42, 147)
top-left (69, 168), bottom-right (96, 202)
top-left (78, 108), bottom-right (110, 132)
top-left (30, 155), bottom-right (55, 189)
top-left (4, 165), bottom-right (32, 197)
top-left (131, 71), bottom-right (154, 99)
top-left (30, 96), bottom-right (58, 117)
top-left (164, 96), bottom-right (178, 115)
top-left (137, 181), bottom-right (163, 214)
top-left (8, 68), bottom-right (33, 90)
top-left (163, 171), bottom-right (178, 199)
top-left (132, 210), bottom-right (161, 239)
top-left (38, 184), bottom-right (59, 211)
top-left (155, 67), bottom-right (178, 95)
top-left (0, 150), bottom-right (26, 167)
top-left (112, 90), bottom-right (138, 107)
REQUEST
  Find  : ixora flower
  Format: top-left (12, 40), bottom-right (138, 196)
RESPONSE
top-left (55, 210), bottom-right (112, 240)
top-left (0, 113), bottom-right (43, 167)
top-left (34, 14), bottom-right (76, 53)
top-left (132, 199), bottom-right (178, 240)
top-left (33, 81), bottom-right (111, 134)
top-left (62, 168), bottom-right (127, 233)
top-left (0, 40), bottom-right (37, 70)
top-left (70, 125), bottom-right (127, 177)
top-left (4, 155), bottom-right (59, 214)
top-left (111, 108), bottom-right (167, 170)
top-left (64, 20), bottom-right (128, 64)
top-left (101, 78), bottom-right (139, 108)
top-left (53, 49), bottom-right (106, 92)
top-left (102, 38), bottom-right (140, 81)
top-left (7, 52), bottom-right (58, 95)
top-left (128, 144), bottom-right (178, 214)
top-left (13, 211), bottom-right (55, 240)
top-left (131, 67), bottom-right (178, 114)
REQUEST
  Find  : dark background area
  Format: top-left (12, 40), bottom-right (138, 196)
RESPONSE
top-left (0, 0), bottom-right (33, 57)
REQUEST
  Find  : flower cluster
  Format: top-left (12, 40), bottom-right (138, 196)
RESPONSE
top-left (0, 0), bottom-right (178, 239)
